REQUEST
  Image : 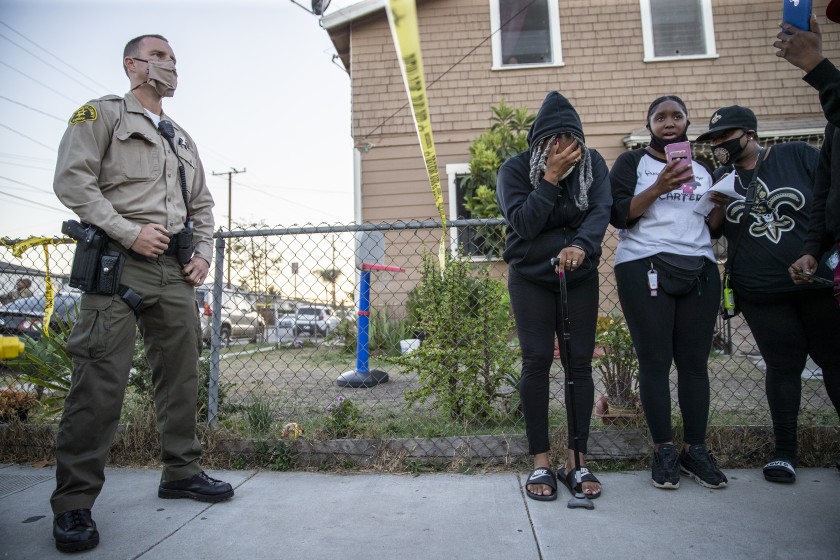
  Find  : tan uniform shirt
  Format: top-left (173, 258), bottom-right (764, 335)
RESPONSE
top-left (53, 91), bottom-right (214, 264)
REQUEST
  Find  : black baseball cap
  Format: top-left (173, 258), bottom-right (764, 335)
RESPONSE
top-left (696, 105), bottom-right (757, 142)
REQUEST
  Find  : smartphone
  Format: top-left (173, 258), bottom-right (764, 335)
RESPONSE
top-left (783, 0), bottom-right (812, 31)
top-left (665, 141), bottom-right (699, 187)
top-left (793, 270), bottom-right (834, 287)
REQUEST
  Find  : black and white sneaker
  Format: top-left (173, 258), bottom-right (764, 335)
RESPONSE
top-left (652, 443), bottom-right (680, 489)
top-left (680, 444), bottom-right (727, 489)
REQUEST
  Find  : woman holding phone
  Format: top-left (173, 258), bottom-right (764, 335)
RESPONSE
top-left (610, 95), bottom-right (726, 491)
top-left (497, 91), bottom-right (612, 501)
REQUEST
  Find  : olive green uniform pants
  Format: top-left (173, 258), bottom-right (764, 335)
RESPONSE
top-left (51, 249), bottom-right (204, 514)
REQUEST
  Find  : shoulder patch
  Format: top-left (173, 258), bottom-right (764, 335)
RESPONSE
top-left (69, 104), bottom-right (97, 125)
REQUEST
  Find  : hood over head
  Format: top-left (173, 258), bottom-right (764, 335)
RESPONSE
top-left (526, 91), bottom-right (584, 150)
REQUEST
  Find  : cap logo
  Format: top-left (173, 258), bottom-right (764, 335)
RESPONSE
top-left (710, 113), bottom-right (722, 124)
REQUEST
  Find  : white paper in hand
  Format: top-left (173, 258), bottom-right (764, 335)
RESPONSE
top-left (694, 172), bottom-right (742, 216)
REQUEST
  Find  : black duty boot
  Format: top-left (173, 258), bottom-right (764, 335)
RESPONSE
top-left (53, 508), bottom-right (99, 553)
top-left (158, 471), bottom-right (234, 503)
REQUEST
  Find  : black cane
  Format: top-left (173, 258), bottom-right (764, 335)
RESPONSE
top-left (551, 258), bottom-right (594, 510)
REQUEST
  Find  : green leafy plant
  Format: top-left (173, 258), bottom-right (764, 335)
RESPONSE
top-left (322, 395), bottom-right (361, 439)
top-left (12, 326), bottom-right (74, 413)
top-left (389, 252), bottom-right (519, 422)
top-left (459, 101), bottom-right (535, 257)
top-left (593, 315), bottom-right (640, 410)
top-left (254, 440), bottom-right (294, 471)
top-left (368, 307), bottom-right (412, 357)
top-left (244, 395), bottom-right (275, 436)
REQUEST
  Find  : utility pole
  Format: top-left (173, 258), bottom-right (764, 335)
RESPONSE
top-left (212, 167), bottom-right (246, 287)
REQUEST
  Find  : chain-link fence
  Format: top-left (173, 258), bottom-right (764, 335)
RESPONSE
top-left (1, 220), bottom-right (837, 468)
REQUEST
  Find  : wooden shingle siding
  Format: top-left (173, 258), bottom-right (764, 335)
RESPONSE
top-left (329, 0), bottom-right (839, 223)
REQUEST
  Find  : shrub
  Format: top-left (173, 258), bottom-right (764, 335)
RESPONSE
top-left (389, 252), bottom-right (518, 421)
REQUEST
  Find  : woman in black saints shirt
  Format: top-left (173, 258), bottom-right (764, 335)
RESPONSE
top-left (702, 105), bottom-right (840, 484)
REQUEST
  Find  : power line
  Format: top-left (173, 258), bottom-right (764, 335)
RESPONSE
top-left (0, 190), bottom-right (67, 214)
top-left (0, 95), bottom-right (65, 122)
top-left (0, 174), bottom-right (53, 193)
top-left (0, 20), bottom-right (110, 91)
top-left (0, 60), bottom-right (79, 104)
top-left (0, 123), bottom-right (57, 152)
top-left (0, 152), bottom-right (54, 163)
top-left (357, 0), bottom-right (538, 146)
top-left (0, 160), bottom-right (54, 172)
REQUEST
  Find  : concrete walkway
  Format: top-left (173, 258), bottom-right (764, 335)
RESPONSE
top-left (1, 463), bottom-right (838, 559)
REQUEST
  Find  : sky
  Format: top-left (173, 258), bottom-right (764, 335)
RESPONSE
top-left (0, 0), bottom-right (363, 240)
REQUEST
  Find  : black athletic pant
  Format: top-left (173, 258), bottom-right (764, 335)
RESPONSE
top-left (739, 291), bottom-right (840, 462)
top-left (509, 269), bottom-right (598, 456)
top-left (615, 257), bottom-right (720, 445)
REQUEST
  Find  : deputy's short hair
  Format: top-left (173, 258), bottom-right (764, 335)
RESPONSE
top-left (123, 34), bottom-right (169, 77)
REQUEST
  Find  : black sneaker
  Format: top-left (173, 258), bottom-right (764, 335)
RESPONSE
top-left (158, 471), bottom-right (234, 502)
top-left (680, 443), bottom-right (728, 489)
top-left (651, 443), bottom-right (680, 489)
top-left (53, 508), bottom-right (99, 553)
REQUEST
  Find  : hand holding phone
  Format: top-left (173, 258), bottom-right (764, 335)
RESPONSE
top-left (665, 141), bottom-right (700, 188)
top-left (783, 0), bottom-right (813, 32)
top-left (792, 270), bottom-right (834, 287)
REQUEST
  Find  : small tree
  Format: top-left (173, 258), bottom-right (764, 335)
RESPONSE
top-left (460, 101), bottom-right (534, 257)
top-left (390, 251), bottom-right (518, 422)
top-left (316, 268), bottom-right (342, 307)
top-left (229, 219), bottom-right (283, 293)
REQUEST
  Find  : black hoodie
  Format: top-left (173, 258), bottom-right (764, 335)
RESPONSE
top-left (496, 91), bottom-right (612, 290)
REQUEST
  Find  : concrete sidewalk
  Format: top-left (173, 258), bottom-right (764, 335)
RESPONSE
top-left (1, 463), bottom-right (838, 559)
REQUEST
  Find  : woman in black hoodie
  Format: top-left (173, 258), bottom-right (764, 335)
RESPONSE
top-left (496, 91), bottom-right (612, 501)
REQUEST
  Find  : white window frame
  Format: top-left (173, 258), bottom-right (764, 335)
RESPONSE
top-left (446, 163), bottom-right (501, 262)
top-left (489, 0), bottom-right (563, 71)
top-left (640, 0), bottom-right (718, 62)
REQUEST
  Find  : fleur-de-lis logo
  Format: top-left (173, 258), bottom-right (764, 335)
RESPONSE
top-left (726, 178), bottom-right (804, 243)
top-left (710, 113), bottom-right (722, 124)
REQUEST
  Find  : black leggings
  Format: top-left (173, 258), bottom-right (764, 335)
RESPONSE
top-left (509, 269), bottom-right (598, 456)
top-left (739, 292), bottom-right (840, 462)
top-left (615, 258), bottom-right (720, 445)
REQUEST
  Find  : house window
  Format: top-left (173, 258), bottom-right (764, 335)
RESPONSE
top-left (489, 0), bottom-right (562, 69)
top-left (446, 163), bottom-right (504, 261)
top-left (640, 0), bottom-right (717, 61)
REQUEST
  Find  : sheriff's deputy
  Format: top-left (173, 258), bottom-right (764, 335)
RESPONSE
top-left (51, 34), bottom-right (232, 554)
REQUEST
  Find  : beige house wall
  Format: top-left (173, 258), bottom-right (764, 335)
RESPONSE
top-left (327, 0), bottom-right (838, 312)
top-left (340, 0), bottom-right (839, 224)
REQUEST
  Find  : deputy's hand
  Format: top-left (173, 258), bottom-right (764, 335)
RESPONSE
top-left (555, 246), bottom-right (585, 273)
top-left (130, 223), bottom-right (170, 257)
top-left (653, 159), bottom-right (694, 195)
top-left (774, 16), bottom-right (824, 72)
top-left (543, 139), bottom-right (582, 185)
top-left (182, 256), bottom-right (209, 286)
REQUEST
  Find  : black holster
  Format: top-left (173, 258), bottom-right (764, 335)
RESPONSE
top-left (63, 220), bottom-right (125, 295)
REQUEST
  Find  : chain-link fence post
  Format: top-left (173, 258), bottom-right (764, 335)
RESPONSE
top-left (208, 235), bottom-right (225, 427)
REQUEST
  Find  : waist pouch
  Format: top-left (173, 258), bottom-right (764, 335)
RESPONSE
top-left (650, 253), bottom-right (708, 296)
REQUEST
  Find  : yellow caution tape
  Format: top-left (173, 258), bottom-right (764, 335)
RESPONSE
top-left (386, 0), bottom-right (447, 267)
top-left (1, 236), bottom-right (75, 338)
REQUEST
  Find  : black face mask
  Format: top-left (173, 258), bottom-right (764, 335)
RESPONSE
top-left (713, 133), bottom-right (746, 165)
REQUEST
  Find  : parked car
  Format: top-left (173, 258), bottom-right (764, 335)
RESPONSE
top-left (0, 292), bottom-right (80, 340)
top-left (282, 306), bottom-right (339, 337)
top-left (195, 287), bottom-right (265, 347)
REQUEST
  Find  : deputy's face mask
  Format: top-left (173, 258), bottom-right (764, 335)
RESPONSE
top-left (713, 133), bottom-right (746, 165)
top-left (133, 58), bottom-right (177, 97)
